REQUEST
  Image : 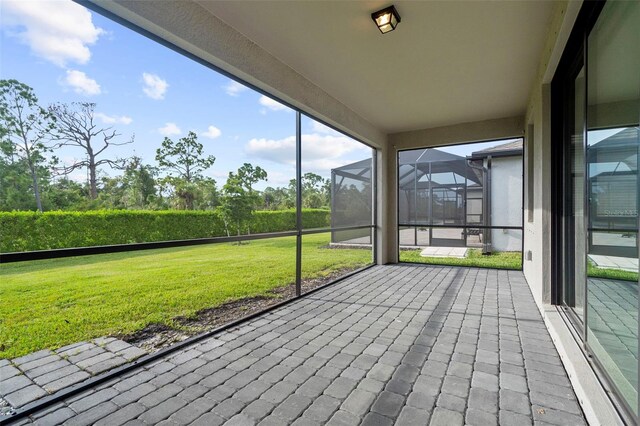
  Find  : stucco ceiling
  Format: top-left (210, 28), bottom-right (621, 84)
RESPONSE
top-left (197, 1), bottom-right (556, 134)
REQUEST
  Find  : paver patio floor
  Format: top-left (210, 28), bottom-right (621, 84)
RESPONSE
top-left (9, 265), bottom-right (586, 425)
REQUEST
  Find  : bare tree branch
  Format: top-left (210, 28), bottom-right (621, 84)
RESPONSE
top-left (49, 102), bottom-right (133, 199)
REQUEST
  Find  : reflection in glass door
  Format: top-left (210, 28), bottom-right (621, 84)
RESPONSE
top-left (585, 126), bottom-right (638, 415)
top-left (584, 0), bottom-right (639, 415)
top-left (560, 0), bottom-right (639, 418)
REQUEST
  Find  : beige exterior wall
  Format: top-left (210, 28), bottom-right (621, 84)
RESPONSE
top-left (520, 4), bottom-right (626, 424)
top-left (389, 116), bottom-right (524, 151)
top-left (521, 0), bottom-right (580, 307)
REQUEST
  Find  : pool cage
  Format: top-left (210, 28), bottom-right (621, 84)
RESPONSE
top-left (330, 159), bottom-right (373, 245)
top-left (328, 151), bottom-right (491, 249)
top-left (329, 144), bottom-right (523, 252)
top-left (397, 149), bottom-right (492, 251)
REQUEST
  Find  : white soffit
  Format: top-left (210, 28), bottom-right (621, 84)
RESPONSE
top-left (197, 1), bottom-right (556, 134)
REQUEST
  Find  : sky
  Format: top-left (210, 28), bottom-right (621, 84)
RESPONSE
top-left (0, 0), bottom-right (371, 190)
top-left (0, 0), bottom-right (532, 191)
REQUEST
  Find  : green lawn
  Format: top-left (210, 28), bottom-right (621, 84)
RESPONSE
top-left (0, 233), bottom-right (371, 359)
top-left (588, 262), bottom-right (639, 282)
top-left (400, 248), bottom-right (522, 270)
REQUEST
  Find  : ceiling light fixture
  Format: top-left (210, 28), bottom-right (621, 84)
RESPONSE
top-left (371, 5), bottom-right (401, 34)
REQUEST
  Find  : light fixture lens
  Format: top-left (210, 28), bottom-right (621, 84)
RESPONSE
top-left (371, 5), bottom-right (401, 34)
top-left (376, 13), bottom-right (391, 26)
top-left (379, 23), bottom-right (393, 34)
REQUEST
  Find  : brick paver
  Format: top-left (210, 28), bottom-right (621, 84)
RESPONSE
top-left (4, 265), bottom-right (586, 425)
top-left (0, 338), bottom-right (147, 416)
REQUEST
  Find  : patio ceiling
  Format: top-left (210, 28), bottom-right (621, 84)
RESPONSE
top-left (196, 1), bottom-right (556, 134)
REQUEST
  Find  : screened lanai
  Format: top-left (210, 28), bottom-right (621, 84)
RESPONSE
top-left (330, 158), bottom-right (373, 245)
top-left (331, 143), bottom-right (523, 253)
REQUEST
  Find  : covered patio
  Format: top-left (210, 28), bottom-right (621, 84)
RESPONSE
top-left (14, 265), bottom-right (584, 425)
top-left (0, 0), bottom-right (636, 424)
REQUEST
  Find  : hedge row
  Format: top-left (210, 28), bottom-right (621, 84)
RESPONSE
top-left (0, 209), bottom-right (330, 253)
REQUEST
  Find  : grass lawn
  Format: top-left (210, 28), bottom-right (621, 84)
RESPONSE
top-left (588, 262), bottom-right (639, 282)
top-left (0, 233), bottom-right (371, 359)
top-left (400, 248), bottom-right (522, 270)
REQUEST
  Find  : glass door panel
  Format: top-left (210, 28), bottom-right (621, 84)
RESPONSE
top-left (586, 0), bottom-right (639, 415)
top-left (565, 65), bottom-right (587, 322)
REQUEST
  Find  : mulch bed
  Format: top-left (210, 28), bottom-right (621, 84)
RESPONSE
top-left (118, 268), bottom-right (358, 353)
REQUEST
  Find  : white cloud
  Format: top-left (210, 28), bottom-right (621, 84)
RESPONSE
top-left (202, 125), bottom-right (221, 139)
top-left (142, 73), bottom-right (168, 100)
top-left (1, 0), bottom-right (104, 67)
top-left (223, 80), bottom-right (247, 97)
top-left (63, 70), bottom-right (101, 95)
top-left (259, 95), bottom-right (288, 112)
top-left (246, 135), bottom-right (296, 165)
top-left (158, 122), bottom-right (181, 136)
top-left (245, 133), bottom-right (369, 173)
top-left (94, 112), bottom-right (132, 125)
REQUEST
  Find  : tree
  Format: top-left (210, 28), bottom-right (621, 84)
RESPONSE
top-left (155, 131), bottom-right (215, 183)
top-left (49, 102), bottom-right (133, 200)
top-left (155, 131), bottom-right (215, 209)
top-left (301, 172), bottom-right (329, 208)
top-left (219, 172), bottom-right (254, 237)
top-left (262, 186), bottom-right (293, 210)
top-left (0, 79), bottom-right (55, 211)
top-left (278, 173), bottom-right (330, 210)
top-left (236, 162), bottom-right (267, 210)
top-left (45, 177), bottom-right (89, 211)
top-left (0, 141), bottom-right (42, 211)
top-left (191, 178), bottom-right (219, 210)
top-left (219, 163), bottom-right (268, 236)
top-left (301, 172), bottom-right (324, 193)
top-left (120, 156), bottom-right (158, 209)
top-left (237, 163), bottom-right (267, 194)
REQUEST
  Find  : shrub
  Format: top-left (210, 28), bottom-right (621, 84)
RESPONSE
top-left (0, 209), bottom-right (330, 253)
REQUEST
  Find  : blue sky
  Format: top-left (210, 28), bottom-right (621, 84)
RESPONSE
top-left (0, 0), bottom-right (371, 190)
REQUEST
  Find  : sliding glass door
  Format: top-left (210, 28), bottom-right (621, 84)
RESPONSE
top-left (558, 0), bottom-right (639, 418)
top-left (564, 63), bottom-right (587, 322)
top-left (585, 1), bottom-right (639, 415)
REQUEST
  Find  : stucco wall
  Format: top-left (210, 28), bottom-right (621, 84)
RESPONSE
top-left (521, 0), bottom-right (582, 307)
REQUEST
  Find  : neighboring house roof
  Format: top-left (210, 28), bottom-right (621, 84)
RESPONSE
top-left (587, 127), bottom-right (639, 171)
top-left (471, 139), bottom-right (523, 158)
